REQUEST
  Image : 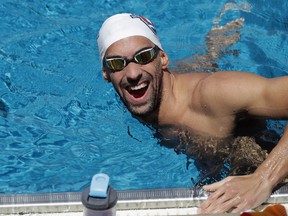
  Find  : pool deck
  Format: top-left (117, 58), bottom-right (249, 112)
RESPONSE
top-left (1, 186), bottom-right (288, 216)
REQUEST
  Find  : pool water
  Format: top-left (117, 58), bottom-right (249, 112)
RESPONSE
top-left (0, 0), bottom-right (287, 194)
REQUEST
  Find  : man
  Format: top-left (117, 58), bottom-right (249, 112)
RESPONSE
top-left (97, 13), bottom-right (288, 213)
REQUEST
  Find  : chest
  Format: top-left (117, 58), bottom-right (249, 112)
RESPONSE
top-left (159, 107), bottom-right (237, 137)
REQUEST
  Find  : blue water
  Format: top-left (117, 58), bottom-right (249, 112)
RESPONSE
top-left (0, 0), bottom-right (287, 194)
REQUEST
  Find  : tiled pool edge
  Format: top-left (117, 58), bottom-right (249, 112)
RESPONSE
top-left (0, 186), bottom-right (288, 214)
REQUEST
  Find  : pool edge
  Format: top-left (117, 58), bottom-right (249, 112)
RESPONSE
top-left (0, 186), bottom-right (288, 214)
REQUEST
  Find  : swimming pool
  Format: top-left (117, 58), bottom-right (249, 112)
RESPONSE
top-left (0, 0), bottom-right (287, 196)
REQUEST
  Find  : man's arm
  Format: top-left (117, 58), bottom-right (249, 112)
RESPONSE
top-left (198, 72), bottom-right (288, 213)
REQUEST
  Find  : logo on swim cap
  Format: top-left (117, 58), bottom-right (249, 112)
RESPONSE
top-left (130, 14), bottom-right (157, 35)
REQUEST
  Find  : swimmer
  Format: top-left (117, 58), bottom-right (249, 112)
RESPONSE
top-left (97, 13), bottom-right (288, 213)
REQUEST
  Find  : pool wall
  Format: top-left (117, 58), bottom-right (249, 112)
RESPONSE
top-left (1, 186), bottom-right (288, 215)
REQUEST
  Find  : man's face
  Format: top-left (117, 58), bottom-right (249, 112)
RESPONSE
top-left (102, 36), bottom-right (168, 116)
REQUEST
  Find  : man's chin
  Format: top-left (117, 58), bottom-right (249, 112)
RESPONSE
top-left (123, 95), bottom-right (160, 119)
top-left (129, 108), bottom-right (151, 117)
top-left (127, 104), bottom-right (155, 117)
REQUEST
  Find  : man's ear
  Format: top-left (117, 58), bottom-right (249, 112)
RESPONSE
top-left (160, 51), bottom-right (169, 69)
top-left (102, 69), bottom-right (111, 82)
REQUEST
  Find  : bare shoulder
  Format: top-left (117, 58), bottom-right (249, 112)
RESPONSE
top-left (199, 71), bottom-right (269, 92)
top-left (203, 71), bottom-right (266, 83)
top-left (173, 70), bottom-right (288, 119)
top-left (173, 71), bottom-right (266, 93)
top-left (193, 71), bottom-right (269, 114)
top-left (173, 70), bottom-right (266, 85)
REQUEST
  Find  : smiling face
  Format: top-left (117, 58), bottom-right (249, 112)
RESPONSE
top-left (102, 36), bottom-right (169, 117)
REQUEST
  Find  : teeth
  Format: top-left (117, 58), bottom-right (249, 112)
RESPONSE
top-left (130, 82), bottom-right (147, 91)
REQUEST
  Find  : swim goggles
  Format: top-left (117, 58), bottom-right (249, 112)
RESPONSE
top-left (103, 46), bottom-right (160, 72)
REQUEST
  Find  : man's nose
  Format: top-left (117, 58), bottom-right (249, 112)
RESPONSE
top-left (125, 63), bottom-right (142, 84)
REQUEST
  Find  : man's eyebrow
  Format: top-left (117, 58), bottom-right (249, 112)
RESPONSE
top-left (105, 55), bottom-right (123, 59)
top-left (135, 46), bottom-right (154, 53)
top-left (105, 46), bottom-right (154, 59)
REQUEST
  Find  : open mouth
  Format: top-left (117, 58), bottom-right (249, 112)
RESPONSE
top-left (127, 82), bottom-right (149, 99)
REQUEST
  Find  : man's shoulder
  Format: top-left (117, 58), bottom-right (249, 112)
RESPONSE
top-left (172, 70), bottom-right (262, 97)
top-left (173, 70), bottom-right (253, 82)
top-left (195, 71), bottom-right (261, 86)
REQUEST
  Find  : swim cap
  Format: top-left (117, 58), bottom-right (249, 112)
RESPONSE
top-left (97, 13), bottom-right (163, 61)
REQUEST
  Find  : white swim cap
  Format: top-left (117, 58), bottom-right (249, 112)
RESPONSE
top-left (97, 13), bottom-right (163, 61)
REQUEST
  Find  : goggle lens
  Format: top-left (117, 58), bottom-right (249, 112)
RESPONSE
top-left (135, 48), bottom-right (155, 64)
top-left (106, 58), bottom-right (125, 71)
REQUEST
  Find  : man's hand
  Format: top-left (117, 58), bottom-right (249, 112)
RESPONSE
top-left (198, 173), bottom-right (273, 213)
